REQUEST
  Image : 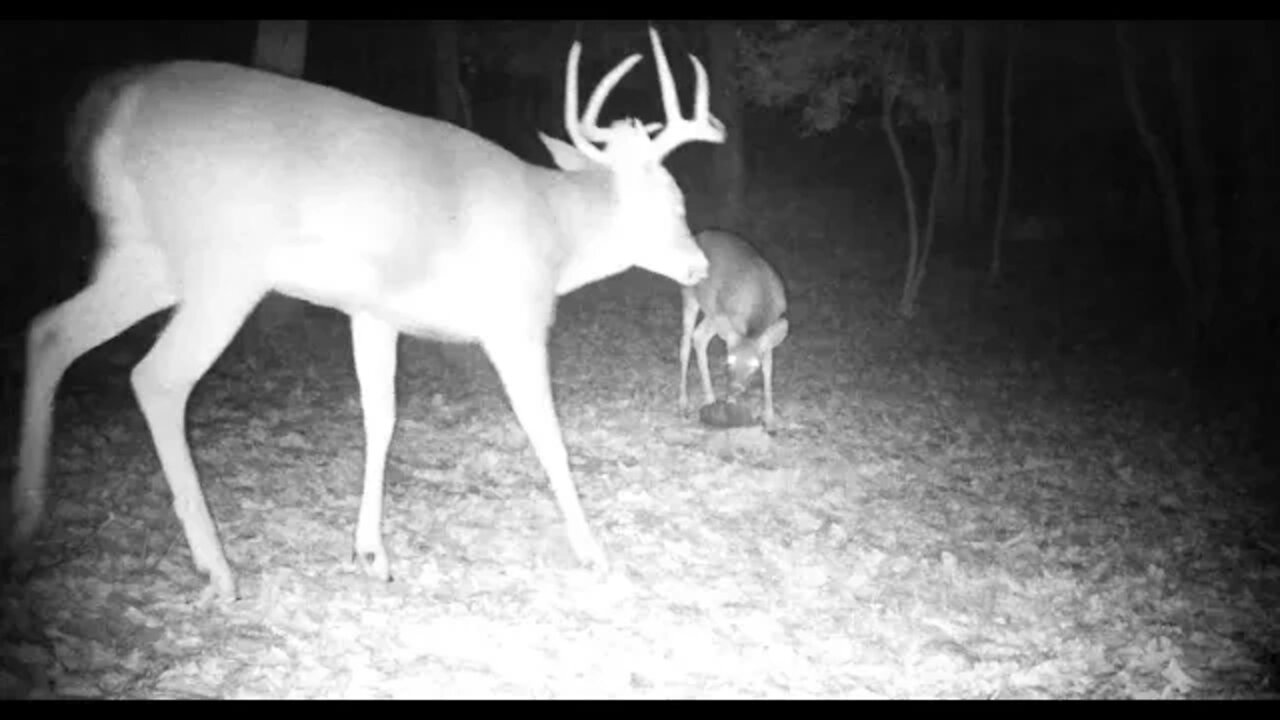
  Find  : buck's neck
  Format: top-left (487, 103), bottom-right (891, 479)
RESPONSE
top-left (539, 166), bottom-right (632, 296)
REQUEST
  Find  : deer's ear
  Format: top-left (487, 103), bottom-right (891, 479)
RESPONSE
top-left (538, 132), bottom-right (591, 171)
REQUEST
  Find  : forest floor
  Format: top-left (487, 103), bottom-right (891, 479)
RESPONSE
top-left (2, 183), bottom-right (1276, 699)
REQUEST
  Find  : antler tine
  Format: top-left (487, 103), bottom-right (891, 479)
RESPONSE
top-left (692, 54), bottom-right (712, 125)
top-left (565, 36), bottom-right (647, 155)
top-left (580, 52), bottom-right (644, 143)
top-left (563, 42), bottom-right (608, 162)
top-left (650, 26), bottom-right (683, 130)
top-left (648, 26), bottom-right (727, 160)
top-left (686, 53), bottom-right (726, 142)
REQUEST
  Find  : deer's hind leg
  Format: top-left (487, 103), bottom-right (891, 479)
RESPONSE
top-left (12, 240), bottom-right (177, 549)
top-left (127, 251), bottom-right (267, 601)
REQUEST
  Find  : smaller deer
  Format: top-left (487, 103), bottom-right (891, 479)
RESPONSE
top-left (678, 229), bottom-right (788, 428)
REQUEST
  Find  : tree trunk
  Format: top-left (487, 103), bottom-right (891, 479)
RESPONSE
top-left (925, 23), bottom-right (956, 235)
top-left (708, 21), bottom-right (746, 231)
top-left (907, 30), bottom-right (951, 315)
top-left (254, 20), bottom-right (308, 77)
top-left (1116, 22), bottom-right (1199, 350)
top-left (886, 41), bottom-right (924, 318)
top-left (885, 83), bottom-right (920, 318)
top-left (958, 22), bottom-right (988, 237)
top-left (927, 25), bottom-right (961, 231)
top-left (248, 20), bottom-right (310, 367)
top-left (430, 21), bottom-right (471, 128)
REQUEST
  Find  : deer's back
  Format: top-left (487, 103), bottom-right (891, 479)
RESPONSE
top-left (691, 229), bottom-right (787, 339)
top-left (75, 61), bottom-right (561, 337)
top-left (90, 61), bottom-right (527, 244)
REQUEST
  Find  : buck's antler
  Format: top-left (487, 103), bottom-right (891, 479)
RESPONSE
top-left (564, 42), bottom-right (643, 161)
top-left (563, 27), bottom-right (725, 163)
top-left (646, 27), bottom-right (726, 159)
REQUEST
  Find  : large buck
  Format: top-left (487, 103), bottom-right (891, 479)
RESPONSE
top-left (10, 27), bottom-right (725, 600)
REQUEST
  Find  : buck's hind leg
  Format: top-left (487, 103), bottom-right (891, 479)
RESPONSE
top-left (350, 313), bottom-right (398, 583)
top-left (129, 271), bottom-right (265, 601)
top-left (11, 241), bottom-right (177, 549)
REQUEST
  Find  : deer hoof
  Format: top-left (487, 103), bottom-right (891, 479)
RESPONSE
top-left (353, 544), bottom-right (393, 583)
top-left (568, 532), bottom-right (609, 574)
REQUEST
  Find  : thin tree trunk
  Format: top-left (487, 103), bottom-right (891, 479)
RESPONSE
top-left (885, 92), bottom-right (920, 317)
top-left (908, 29), bottom-right (951, 312)
top-left (430, 21), bottom-right (471, 128)
top-left (254, 20), bottom-right (308, 77)
top-left (912, 118), bottom-right (944, 308)
top-left (1116, 22), bottom-right (1199, 348)
top-left (708, 21), bottom-right (746, 230)
top-left (927, 24), bottom-right (960, 231)
top-left (990, 23), bottom-right (1019, 282)
top-left (883, 47), bottom-right (922, 318)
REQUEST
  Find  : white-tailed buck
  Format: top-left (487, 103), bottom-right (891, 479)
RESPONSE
top-left (10, 27), bottom-right (725, 600)
top-left (678, 229), bottom-right (788, 428)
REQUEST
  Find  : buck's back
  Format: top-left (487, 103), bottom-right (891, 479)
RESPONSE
top-left (691, 230), bottom-right (786, 338)
top-left (83, 61), bottom-right (560, 336)
top-left (104, 61), bottom-right (527, 250)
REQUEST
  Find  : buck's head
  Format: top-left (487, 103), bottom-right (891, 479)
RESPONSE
top-left (538, 27), bottom-right (725, 288)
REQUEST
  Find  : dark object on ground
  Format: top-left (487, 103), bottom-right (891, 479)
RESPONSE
top-left (699, 399), bottom-right (756, 429)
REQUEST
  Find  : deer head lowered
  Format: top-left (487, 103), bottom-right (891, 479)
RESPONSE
top-left (10, 27), bottom-right (725, 601)
top-left (678, 230), bottom-right (789, 430)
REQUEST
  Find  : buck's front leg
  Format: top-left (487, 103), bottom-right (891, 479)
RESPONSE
top-left (350, 313), bottom-right (399, 582)
top-left (484, 332), bottom-right (608, 572)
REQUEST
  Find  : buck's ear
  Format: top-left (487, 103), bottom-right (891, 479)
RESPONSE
top-left (538, 132), bottom-right (591, 171)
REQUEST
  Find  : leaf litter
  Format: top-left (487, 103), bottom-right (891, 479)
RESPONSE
top-left (3, 184), bottom-right (1277, 699)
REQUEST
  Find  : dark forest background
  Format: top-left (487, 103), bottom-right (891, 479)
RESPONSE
top-left (1, 20), bottom-right (1277, 467)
